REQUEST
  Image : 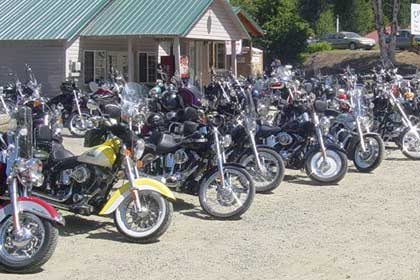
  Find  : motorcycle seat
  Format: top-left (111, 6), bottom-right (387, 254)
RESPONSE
top-left (156, 134), bottom-right (183, 154)
top-left (52, 143), bottom-right (75, 160)
top-left (257, 125), bottom-right (283, 138)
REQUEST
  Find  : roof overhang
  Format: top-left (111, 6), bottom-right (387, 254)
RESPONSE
top-left (233, 7), bottom-right (264, 37)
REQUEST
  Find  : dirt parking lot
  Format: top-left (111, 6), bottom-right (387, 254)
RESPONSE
top-left (5, 135), bottom-right (420, 280)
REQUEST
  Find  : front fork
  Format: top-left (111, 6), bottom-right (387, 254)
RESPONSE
top-left (9, 178), bottom-right (22, 236)
top-left (73, 91), bottom-right (86, 129)
top-left (124, 150), bottom-right (142, 211)
top-left (313, 113), bottom-right (328, 159)
top-left (248, 130), bottom-right (266, 174)
top-left (356, 118), bottom-right (367, 152)
top-left (213, 128), bottom-right (227, 188)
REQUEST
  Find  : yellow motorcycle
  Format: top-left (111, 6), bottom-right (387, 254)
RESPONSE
top-left (32, 80), bottom-right (176, 243)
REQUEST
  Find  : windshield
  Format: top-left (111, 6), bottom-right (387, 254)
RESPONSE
top-left (121, 82), bottom-right (149, 117)
top-left (275, 66), bottom-right (293, 81)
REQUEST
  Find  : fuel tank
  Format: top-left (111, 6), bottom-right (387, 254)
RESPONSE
top-left (78, 143), bottom-right (117, 168)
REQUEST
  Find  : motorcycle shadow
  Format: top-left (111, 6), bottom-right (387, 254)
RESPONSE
top-left (174, 198), bottom-right (242, 221)
top-left (284, 175), bottom-right (340, 187)
top-left (59, 215), bottom-right (129, 244)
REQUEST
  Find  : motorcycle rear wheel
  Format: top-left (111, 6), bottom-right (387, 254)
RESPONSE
top-left (0, 213), bottom-right (59, 273)
top-left (114, 191), bottom-right (173, 243)
top-left (239, 147), bottom-right (285, 193)
top-left (199, 165), bottom-right (255, 219)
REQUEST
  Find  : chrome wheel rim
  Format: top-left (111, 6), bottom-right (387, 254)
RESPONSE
top-left (310, 150), bottom-right (342, 179)
top-left (70, 114), bottom-right (91, 136)
top-left (0, 213), bottom-right (45, 263)
top-left (241, 151), bottom-right (279, 188)
top-left (117, 191), bottom-right (166, 238)
top-left (402, 129), bottom-right (420, 158)
top-left (354, 137), bottom-right (380, 169)
top-left (201, 169), bottom-right (251, 216)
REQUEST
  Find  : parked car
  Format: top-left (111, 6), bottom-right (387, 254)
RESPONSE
top-left (386, 29), bottom-right (420, 50)
top-left (320, 32), bottom-right (376, 50)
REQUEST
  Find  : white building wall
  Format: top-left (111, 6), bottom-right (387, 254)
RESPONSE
top-left (0, 40), bottom-right (65, 96)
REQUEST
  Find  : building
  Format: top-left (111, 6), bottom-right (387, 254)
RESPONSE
top-left (0, 0), bottom-right (263, 95)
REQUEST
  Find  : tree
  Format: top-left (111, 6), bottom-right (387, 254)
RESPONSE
top-left (372, 0), bottom-right (401, 66)
top-left (315, 6), bottom-right (336, 36)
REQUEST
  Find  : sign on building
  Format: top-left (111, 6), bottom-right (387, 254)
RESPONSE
top-left (225, 40), bottom-right (243, 55)
top-left (412, 4), bottom-right (420, 35)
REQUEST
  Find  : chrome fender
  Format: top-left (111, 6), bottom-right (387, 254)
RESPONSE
top-left (99, 178), bottom-right (176, 216)
top-left (0, 197), bottom-right (65, 226)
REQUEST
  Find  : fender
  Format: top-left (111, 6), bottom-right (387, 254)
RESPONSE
top-left (99, 178), bottom-right (176, 215)
top-left (0, 197), bottom-right (65, 226)
top-left (346, 132), bottom-right (382, 160)
top-left (304, 144), bottom-right (347, 161)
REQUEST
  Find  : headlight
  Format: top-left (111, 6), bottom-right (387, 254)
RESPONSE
top-left (222, 135), bottom-right (232, 148)
top-left (319, 116), bottom-right (331, 136)
top-left (87, 100), bottom-right (98, 110)
top-left (258, 103), bottom-right (269, 117)
top-left (15, 158), bottom-right (44, 187)
top-left (359, 116), bottom-right (372, 130)
top-left (134, 139), bottom-right (145, 160)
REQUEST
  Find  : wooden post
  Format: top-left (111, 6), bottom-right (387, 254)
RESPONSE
top-left (128, 37), bottom-right (135, 82)
top-left (174, 37), bottom-right (181, 76)
top-left (231, 40), bottom-right (237, 76)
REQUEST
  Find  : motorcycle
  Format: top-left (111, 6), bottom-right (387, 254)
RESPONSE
top-left (31, 83), bottom-right (175, 243)
top-left (328, 73), bottom-right (385, 172)
top-left (0, 106), bottom-right (64, 273)
top-left (258, 98), bottom-right (348, 184)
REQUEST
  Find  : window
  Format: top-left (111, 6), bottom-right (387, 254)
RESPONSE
top-left (84, 50), bottom-right (106, 84)
top-left (107, 52), bottom-right (128, 80)
top-left (208, 42), bottom-right (226, 70)
top-left (138, 53), bottom-right (157, 83)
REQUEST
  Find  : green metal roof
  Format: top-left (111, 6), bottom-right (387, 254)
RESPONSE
top-left (82, 0), bottom-right (213, 37)
top-left (0, 0), bottom-right (109, 41)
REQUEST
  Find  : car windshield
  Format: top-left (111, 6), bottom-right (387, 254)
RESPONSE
top-left (344, 32), bottom-right (361, 38)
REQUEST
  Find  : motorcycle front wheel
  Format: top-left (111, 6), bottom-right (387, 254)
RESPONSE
top-left (114, 191), bottom-right (173, 244)
top-left (400, 127), bottom-right (420, 160)
top-left (199, 165), bottom-right (255, 219)
top-left (305, 148), bottom-right (348, 184)
top-left (239, 147), bottom-right (285, 193)
top-left (353, 134), bottom-right (385, 172)
top-left (68, 112), bottom-right (92, 137)
top-left (0, 213), bottom-right (59, 273)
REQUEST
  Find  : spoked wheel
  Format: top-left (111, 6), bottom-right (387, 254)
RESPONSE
top-left (0, 213), bottom-right (58, 273)
top-left (199, 165), bottom-right (255, 219)
top-left (114, 191), bottom-right (173, 243)
top-left (68, 113), bottom-right (92, 137)
top-left (239, 147), bottom-right (285, 193)
top-left (400, 127), bottom-right (420, 160)
top-left (305, 149), bottom-right (348, 184)
top-left (353, 134), bottom-right (385, 172)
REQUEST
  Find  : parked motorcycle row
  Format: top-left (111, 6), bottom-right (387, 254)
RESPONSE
top-left (0, 62), bottom-right (419, 273)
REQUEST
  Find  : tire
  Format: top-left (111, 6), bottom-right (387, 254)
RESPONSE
top-left (0, 213), bottom-right (59, 273)
top-left (199, 165), bottom-right (255, 219)
top-left (400, 127), bottom-right (420, 160)
top-left (114, 191), bottom-right (173, 244)
top-left (305, 148), bottom-right (348, 184)
top-left (353, 134), bottom-right (385, 173)
top-left (68, 112), bottom-right (91, 137)
top-left (349, 42), bottom-right (357, 50)
top-left (239, 147), bottom-right (285, 193)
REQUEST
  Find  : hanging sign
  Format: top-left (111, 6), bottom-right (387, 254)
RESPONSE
top-left (412, 4), bottom-right (420, 35)
top-left (180, 55), bottom-right (189, 78)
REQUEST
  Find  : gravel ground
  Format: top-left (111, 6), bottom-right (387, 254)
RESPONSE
top-left (4, 135), bottom-right (420, 280)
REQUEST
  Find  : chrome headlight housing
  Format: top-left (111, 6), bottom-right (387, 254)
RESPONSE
top-left (87, 99), bottom-right (99, 110)
top-left (134, 139), bottom-right (146, 160)
top-left (319, 116), bottom-right (331, 136)
top-left (15, 158), bottom-right (44, 187)
top-left (222, 134), bottom-right (232, 148)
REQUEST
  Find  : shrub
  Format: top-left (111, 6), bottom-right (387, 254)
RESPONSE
top-left (305, 41), bottom-right (332, 54)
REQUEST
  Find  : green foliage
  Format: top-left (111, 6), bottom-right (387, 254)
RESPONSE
top-left (315, 7), bottom-right (336, 36)
top-left (305, 41), bottom-right (333, 53)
